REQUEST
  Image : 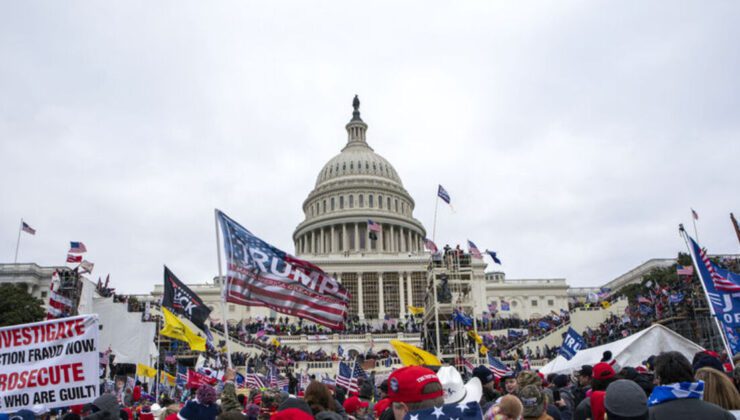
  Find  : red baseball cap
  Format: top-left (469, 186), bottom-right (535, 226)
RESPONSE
top-left (374, 398), bottom-right (391, 417)
top-left (592, 362), bottom-right (616, 380)
top-left (387, 366), bottom-right (444, 403)
top-left (343, 396), bottom-right (369, 414)
top-left (272, 408), bottom-right (314, 420)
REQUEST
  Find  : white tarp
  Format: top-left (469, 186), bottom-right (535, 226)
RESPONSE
top-left (76, 277), bottom-right (97, 315)
top-left (540, 324), bottom-right (704, 375)
top-left (0, 315), bottom-right (99, 413)
top-left (94, 297), bottom-right (156, 366)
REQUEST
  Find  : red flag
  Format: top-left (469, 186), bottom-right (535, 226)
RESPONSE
top-left (186, 369), bottom-right (217, 389)
top-left (66, 254), bottom-right (82, 263)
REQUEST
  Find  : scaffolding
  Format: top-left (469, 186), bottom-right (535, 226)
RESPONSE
top-left (422, 251), bottom-right (479, 370)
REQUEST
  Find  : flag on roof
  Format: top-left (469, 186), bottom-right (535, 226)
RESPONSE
top-left (677, 265), bottom-right (694, 276)
top-left (485, 250), bottom-right (501, 264)
top-left (216, 210), bottom-right (349, 329)
top-left (487, 354), bottom-right (513, 378)
top-left (367, 219), bottom-right (381, 233)
top-left (69, 241), bottom-right (87, 253)
top-left (21, 221), bottom-right (36, 235)
top-left (423, 238), bottom-right (438, 253)
top-left (437, 185), bottom-right (451, 204)
top-left (467, 240), bottom-right (482, 259)
top-left (66, 254), bottom-right (82, 263)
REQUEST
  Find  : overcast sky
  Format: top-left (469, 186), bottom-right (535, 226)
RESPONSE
top-left (1, 1), bottom-right (739, 294)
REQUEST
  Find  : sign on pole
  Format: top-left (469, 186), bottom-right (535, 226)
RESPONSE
top-left (559, 327), bottom-right (586, 360)
top-left (0, 315), bottom-right (99, 413)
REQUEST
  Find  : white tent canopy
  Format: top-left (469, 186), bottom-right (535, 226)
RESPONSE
top-left (540, 324), bottom-right (704, 376)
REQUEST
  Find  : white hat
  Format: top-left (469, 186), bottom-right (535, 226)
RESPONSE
top-left (151, 403), bottom-right (164, 416)
top-left (437, 366), bottom-right (483, 405)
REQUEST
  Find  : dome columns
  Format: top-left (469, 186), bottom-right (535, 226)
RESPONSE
top-left (295, 222), bottom-right (425, 256)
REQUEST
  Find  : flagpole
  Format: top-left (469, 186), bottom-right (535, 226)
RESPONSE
top-left (432, 193), bottom-right (439, 243)
top-left (680, 226), bottom-right (733, 357)
top-left (155, 316), bottom-right (162, 398)
top-left (214, 209), bottom-right (233, 368)
top-left (692, 210), bottom-right (700, 243)
top-left (14, 219), bottom-right (22, 264)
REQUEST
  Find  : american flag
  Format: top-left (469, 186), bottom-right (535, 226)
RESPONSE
top-left (69, 241), bottom-right (87, 253)
top-left (217, 210), bottom-right (350, 329)
top-left (467, 240), bottom-right (482, 259)
top-left (677, 265), bottom-right (694, 276)
top-left (461, 358), bottom-right (474, 375)
top-left (47, 272), bottom-right (74, 319)
top-left (176, 365), bottom-right (188, 388)
top-left (522, 357), bottom-right (531, 370)
top-left (406, 401), bottom-right (481, 419)
top-left (437, 184), bottom-right (451, 204)
top-left (336, 361), bottom-right (365, 393)
top-left (321, 373), bottom-right (336, 387)
top-left (299, 371), bottom-right (310, 391)
top-left (487, 354), bottom-right (513, 378)
top-left (367, 219), bottom-right (381, 233)
top-left (423, 237), bottom-right (438, 253)
top-left (695, 239), bottom-right (740, 292)
top-left (21, 221), bottom-right (36, 235)
top-left (246, 372), bottom-right (266, 389)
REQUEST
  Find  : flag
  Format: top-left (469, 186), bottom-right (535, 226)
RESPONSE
top-left (488, 302), bottom-right (497, 313)
top-left (338, 345), bottom-right (344, 358)
top-left (423, 238), bottom-right (438, 253)
top-left (407, 305), bottom-right (425, 315)
top-left (500, 300), bottom-right (510, 311)
top-left (467, 240), bottom-right (482, 259)
top-left (485, 250), bottom-right (502, 264)
top-left (69, 241), bottom-right (87, 253)
top-left (160, 371), bottom-right (176, 386)
top-left (217, 210), bottom-right (349, 329)
top-left (453, 309), bottom-right (473, 327)
top-left (163, 266), bottom-right (212, 333)
top-left (559, 327), bottom-right (586, 360)
top-left (186, 369), bottom-right (217, 388)
top-left (487, 354), bottom-right (513, 378)
top-left (299, 371), bottom-right (310, 391)
top-left (66, 254), bottom-right (82, 263)
top-left (160, 307), bottom-right (206, 351)
top-left (461, 358), bottom-right (474, 375)
top-left (437, 184), bottom-right (451, 204)
top-left (336, 361), bottom-right (364, 393)
top-left (522, 357), bottom-right (531, 370)
top-left (407, 401), bottom-right (482, 419)
top-left (21, 221), bottom-right (36, 235)
top-left (79, 260), bottom-right (94, 274)
top-left (677, 265), bottom-right (694, 276)
top-left (691, 208), bottom-right (699, 220)
top-left (246, 372), bottom-right (266, 389)
top-left (235, 372), bottom-right (246, 388)
top-left (367, 219), bottom-right (381, 233)
top-left (136, 364), bottom-right (157, 378)
top-left (176, 365), bottom-right (188, 388)
top-left (669, 292), bottom-right (685, 304)
top-left (601, 301), bottom-right (611, 309)
top-left (271, 337), bottom-right (281, 347)
top-left (390, 339), bottom-right (441, 366)
top-left (637, 295), bottom-right (652, 305)
top-left (468, 330), bottom-right (483, 344)
top-left (689, 236), bottom-right (740, 292)
top-left (732, 213), bottom-right (740, 246)
top-left (385, 357), bottom-right (393, 368)
top-left (538, 320), bottom-right (550, 329)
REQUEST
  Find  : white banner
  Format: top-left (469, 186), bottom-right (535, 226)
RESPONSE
top-left (0, 315), bottom-right (99, 413)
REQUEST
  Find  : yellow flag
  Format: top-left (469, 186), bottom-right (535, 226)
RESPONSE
top-left (479, 345), bottom-right (489, 355)
top-left (390, 339), bottom-right (441, 366)
top-left (136, 364), bottom-right (157, 378)
top-left (160, 371), bottom-right (175, 385)
top-left (468, 330), bottom-right (483, 345)
top-left (160, 307), bottom-right (206, 352)
top-left (407, 306), bottom-right (425, 315)
top-left (271, 337), bottom-right (281, 347)
top-left (601, 301), bottom-right (611, 309)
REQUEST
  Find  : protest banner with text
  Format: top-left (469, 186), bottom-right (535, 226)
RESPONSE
top-left (0, 315), bottom-right (99, 413)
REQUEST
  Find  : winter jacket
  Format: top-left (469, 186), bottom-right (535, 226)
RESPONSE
top-left (649, 398), bottom-right (735, 420)
top-left (220, 382), bottom-right (242, 413)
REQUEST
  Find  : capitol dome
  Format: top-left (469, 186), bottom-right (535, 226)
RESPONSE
top-left (293, 96), bottom-right (426, 257)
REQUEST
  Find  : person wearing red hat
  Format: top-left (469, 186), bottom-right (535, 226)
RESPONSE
top-left (573, 362), bottom-right (616, 420)
top-left (388, 366), bottom-right (445, 420)
top-left (343, 396), bottom-right (369, 418)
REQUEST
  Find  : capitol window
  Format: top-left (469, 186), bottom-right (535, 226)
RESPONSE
top-left (548, 299), bottom-right (554, 306)
top-left (349, 195), bottom-right (354, 208)
top-left (331, 197), bottom-right (335, 211)
top-left (379, 195), bottom-right (383, 208)
top-left (340, 196), bottom-right (344, 209)
top-left (387, 197), bottom-right (391, 210)
top-left (323, 200), bottom-right (327, 213)
top-left (369, 195), bottom-right (374, 208)
top-left (359, 194), bottom-right (364, 207)
top-left (395, 199), bottom-right (399, 212)
top-left (531, 300), bottom-right (538, 306)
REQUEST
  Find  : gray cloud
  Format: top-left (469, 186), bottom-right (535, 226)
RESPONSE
top-left (1, 1), bottom-right (738, 293)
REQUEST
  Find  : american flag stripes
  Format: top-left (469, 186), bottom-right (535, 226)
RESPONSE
top-left (698, 243), bottom-right (740, 292)
top-left (21, 221), bottom-right (36, 235)
top-left (217, 210), bottom-right (350, 329)
top-left (676, 265), bottom-right (694, 276)
top-left (69, 241), bottom-right (87, 253)
top-left (467, 240), bottom-right (482, 259)
top-left (367, 219), bottom-right (381, 233)
top-left (487, 354), bottom-right (513, 378)
top-left (245, 372), bottom-right (266, 389)
top-left (423, 238), bottom-right (438, 253)
top-left (336, 361), bottom-right (365, 393)
top-left (47, 272), bottom-right (75, 319)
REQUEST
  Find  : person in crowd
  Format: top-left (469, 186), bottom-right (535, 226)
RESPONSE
top-left (272, 397), bottom-right (314, 420)
top-left (574, 362), bottom-right (616, 420)
top-left (343, 396), bottom-right (370, 419)
top-left (619, 367), bottom-right (654, 396)
top-left (305, 381), bottom-right (341, 419)
top-left (178, 384), bottom-right (219, 420)
top-left (83, 394), bottom-right (121, 420)
top-left (518, 370), bottom-right (561, 420)
top-left (483, 394), bottom-right (524, 420)
top-left (648, 351), bottom-right (735, 420)
top-left (552, 374), bottom-right (574, 420)
top-left (503, 372), bottom-right (519, 395)
top-left (695, 367), bottom-right (740, 418)
top-left (387, 365), bottom-right (445, 420)
top-left (604, 379), bottom-right (648, 420)
top-left (520, 385), bottom-right (554, 420)
top-left (572, 365), bottom-right (592, 408)
top-left (473, 365), bottom-right (501, 409)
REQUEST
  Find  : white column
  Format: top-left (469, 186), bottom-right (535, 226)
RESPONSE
top-left (378, 273), bottom-right (385, 320)
top-left (330, 225), bottom-right (335, 253)
top-left (407, 229), bottom-right (412, 253)
top-left (399, 273), bottom-right (406, 318)
top-left (390, 225), bottom-right (395, 252)
top-left (310, 231), bottom-right (315, 254)
top-left (400, 227), bottom-right (407, 253)
top-left (342, 224), bottom-right (347, 252)
top-left (406, 272), bottom-right (414, 306)
top-left (358, 273), bottom-right (365, 320)
top-left (379, 224), bottom-right (384, 252)
top-left (354, 223), bottom-right (359, 251)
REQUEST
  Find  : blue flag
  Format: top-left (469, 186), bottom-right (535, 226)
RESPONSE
top-left (686, 234), bottom-right (740, 355)
top-left (453, 309), bottom-right (473, 327)
top-left (437, 185), bottom-right (451, 204)
top-left (405, 401), bottom-right (482, 419)
top-left (485, 250), bottom-right (502, 265)
top-left (559, 327), bottom-right (586, 360)
top-left (538, 320), bottom-right (550, 329)
top-left (338, 345), bottom-right (344, 357)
